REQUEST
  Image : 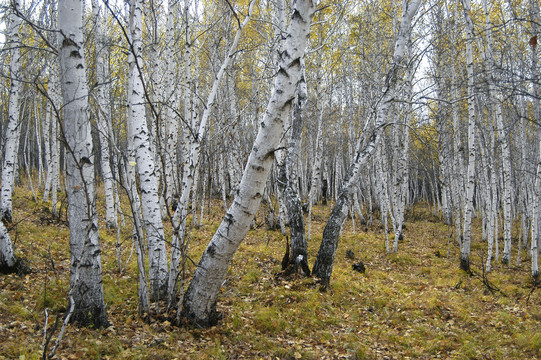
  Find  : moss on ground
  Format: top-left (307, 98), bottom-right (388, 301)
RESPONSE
top-left (0, 186), bottom-right (540, 359)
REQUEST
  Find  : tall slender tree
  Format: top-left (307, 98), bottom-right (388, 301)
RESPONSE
top-left (58, 0), bottom-right (108, 327)
top-left (128, 0), bottom-right (168, 300)
top-left (0, 0), bottom-right (23, 223)
top-left (459, 0), bottom-right (477, 272)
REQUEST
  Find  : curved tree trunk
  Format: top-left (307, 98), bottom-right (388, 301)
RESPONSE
top-left (167, 0), bottom-right (255, 307)
top-left (181, 0), bottom-right (315, 327)
top-left (312, 0), bottom-right (422, 285)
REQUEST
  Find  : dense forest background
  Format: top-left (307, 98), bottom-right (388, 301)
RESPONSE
top-left (1, 0), bottom-right (541, 358)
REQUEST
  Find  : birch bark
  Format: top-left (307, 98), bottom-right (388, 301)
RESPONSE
top-left (163, 0), bottom-right (181, 209)
top-left (483, 0), bottom-right (513, 264)
top-left (58, 0), bottom-right (107, 327)
top-left (0, 0), bottom-right (22, 223)
top-left (0, 220), bottom-right (16, 271)
top-left (459, 0), bottom-right (477, 272)
top-left (312, 0), bottom-right (422, 285)
top-left (529, 0), bottom-right (540, 278)
top-left (91, 0), bottom-right (116, 229)
top-left (277, 60), bottom-right (309, 274)
top-left (167, 0), bottom-right (256, 306)
top-left (128, 0), bottom-right (168, 300)
top-left (182, 0), bottom-right (315, 327)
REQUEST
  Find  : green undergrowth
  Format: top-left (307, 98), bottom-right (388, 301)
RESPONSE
top-left (0, 185), bottom-right (540, 359)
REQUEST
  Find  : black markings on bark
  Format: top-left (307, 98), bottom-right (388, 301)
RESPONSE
top-left (278, 67), bottom-right (289, 78)
top-left (70, 50), bottom-right (82, 59)
top-left (291, 9), bottom-right (303, 22)
top-left (207, 243), bottom-right (216, 258)
top-left (288, 57), bottom-right (301, 70)
top-left (284, 97), bottom-right (295, 109)
top-left (62, 38), bottom-right (77, 48)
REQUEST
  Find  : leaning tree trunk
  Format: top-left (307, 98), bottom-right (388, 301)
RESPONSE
top-left (58, 0), bottom-right (108, 327)
top-left (0, 0), bottom-right (22, 223)
top-left (181, 0), bottom-right (315, 327)
top-left (167, 0), bottom-right (255, 307)
top-left (312, 0), bottom-right (422, 285)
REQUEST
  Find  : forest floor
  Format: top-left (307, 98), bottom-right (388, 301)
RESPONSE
top-left (1, 184), bottom-right (541, 360)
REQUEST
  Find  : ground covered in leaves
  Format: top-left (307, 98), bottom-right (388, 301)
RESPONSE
top-left (1, 186), bottom-right (541, 359)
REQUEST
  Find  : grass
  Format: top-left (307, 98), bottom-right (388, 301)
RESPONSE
top-left (0, 184), bottom-right (540, 359)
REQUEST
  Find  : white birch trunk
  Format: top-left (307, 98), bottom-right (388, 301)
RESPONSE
top-left (391, 64), bottom-right (413, 246)
top-left (0, 220), bottom-right (16, 271)
top-left (163, 1), bottom-right (181, 209)
top-left (307, 46), bottom-right (325, 240)
top-left (128, 0), bottom-right (168, 300)
top-left (167, 0), bottom-right (256, 306)
top-left (34, 100), bottom-right (44, 188)
top-left (182, 0), bottom-right (315, 326)
top-left (51, 96), bottom-right (60, 217)
top-left (483, 0), bottom-right (513, 264)
top-left (312, 0), bottom-right (422, 284)
top-left (91, 0), bottom-right (116, 229)
top-left (277, 59), bottom-right (309, 273)
top-left (43, 96), bottom-right (52, 201)
top-left (58, 0), bottom-right (107, 327)
top-left (0, 0), bottom-right (22, 223)
top-left (460, 0), bottom-right (477, 272)
top-left (530, 0), bottom-right (540, 278)
top-left (376, 145), bottom-right (393, 253)
top-left (449, 3), bottom-right (465, 245)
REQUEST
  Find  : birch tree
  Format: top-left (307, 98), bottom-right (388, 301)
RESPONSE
top-left (182, 0), bottom-right (315, 327)
top-left (0, 217), bottom-right (16, 272)
top-left (128, 0), bottom-right (168, 300)
top-left (91, 0), bottom-right (117, 229)
top-left (58, 0), bottom-right (108, 327)
top-left (277, 60), bottom-right (309, 274)
top-left (459, 0), bottom-right (477, 272)
top-left (483, 0), bottom-right (513, 265)
top-left (167, 0), bottom-right (256, 306)
top-left (0, 0), bottom-right (23, 223)
top-left (529, 0), bottom-right (540, 278)
top-left (312, 0), bottom-right (422, 285)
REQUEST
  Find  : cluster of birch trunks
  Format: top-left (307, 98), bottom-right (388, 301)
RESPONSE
top-left (0, 0), bottom-right (540, 328)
